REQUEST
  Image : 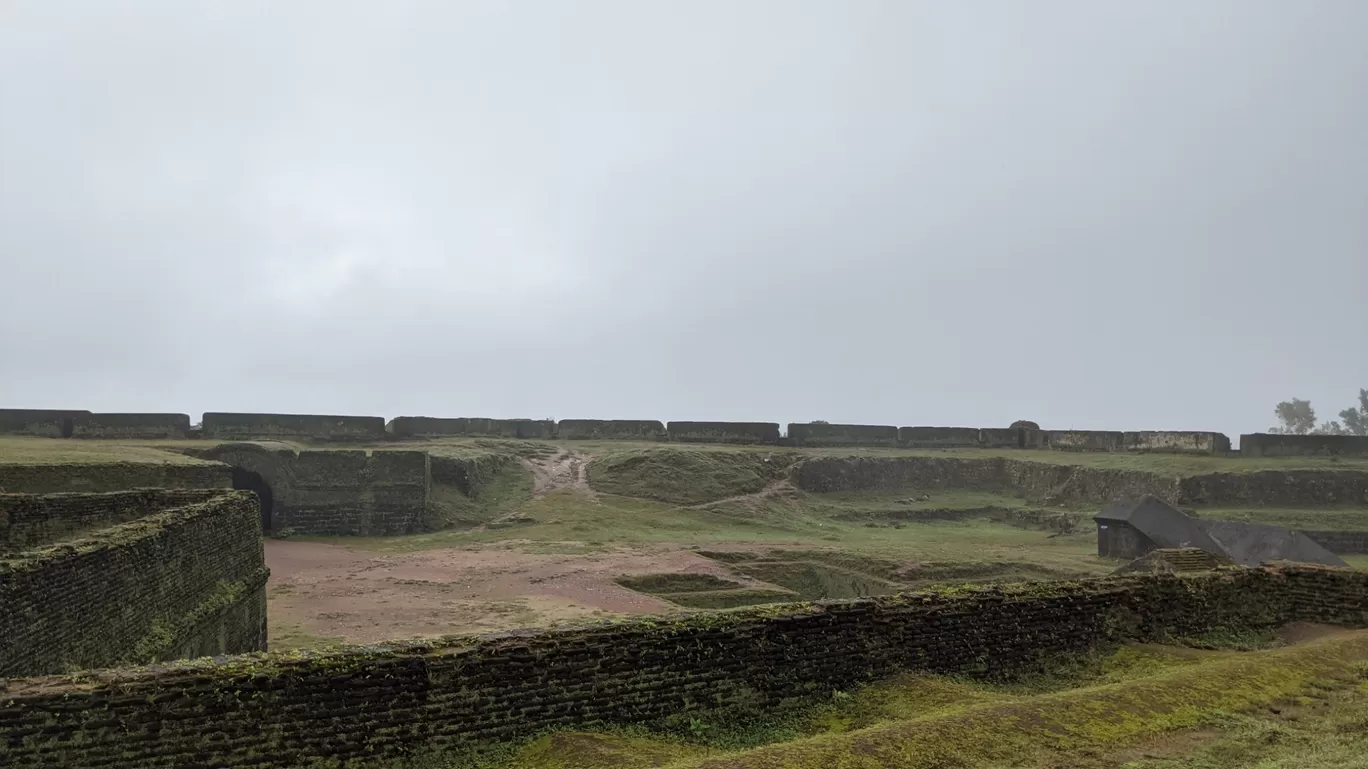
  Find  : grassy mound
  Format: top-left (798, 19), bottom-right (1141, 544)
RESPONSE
top-left (426, 449), bottom-right (534, 529)
top-left (587, 448), bottom-right (791, 505)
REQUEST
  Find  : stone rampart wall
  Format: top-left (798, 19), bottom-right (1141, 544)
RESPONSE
top-left (0, 409), bottom-right (91, 437)
top-left (0, 488), bottom-right (225, 551)
top-left (667, 421), bottom-right (782, 444)
top-left (787, 423), bottom-right (898, 447)
top-left (0, 462), bottom-right (231, 494)
top-left (205, 445), bottom-right (430, 535)
top-left (1302, 530), bottom-right (1368, 555)
top-left (202, 412), bottom-right (386, 442)
top-left (557, 419), bottom-right (668, 440)
top-left (1241, 433), bottom-right (1368, 458)
top-left (791, 455), bottom-right (1368, 508)
top-left (69, 413), bottom-right (190, 439)
top-left (0, 565), bottom-right (1362, 768)
top-left (0, 491), bottom-right (267, 678)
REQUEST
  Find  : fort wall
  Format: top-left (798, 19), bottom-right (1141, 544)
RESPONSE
top-left (1304, 530), bottom-right (1368, 555)
top-left (1241, 433), bottom-right (1368, 458)
top-left (202, 412), bottom-right (386, 442)
top-left (0, 462), bottom-right (232, 494)
top-left (0, 490), bottom-right (267, 678)
top-left (557, 419), bottom-right (667, 440)
top-left (70, 413), bottom-right (190, 439)
top-left (791, 455), bottom-right (1368, 508)
top-left (1, 565), bottom-right (1362, 768)
top-left (1125, 431), bottom-right (1232, 454)
top-left (790, 423), bottom-right (898, 447)
top-left (387, 416), bottom-right (555, 439)
top-left (667, 421), bottom-right (782, 444)
top-left (0, 488), bottom-right (225, 551)
top-left (205, 444), bottom-right (430, 535)
top-left (0, 409), bottom-right (91, 437)
top-left (897, 426), bottom-right (982, 448)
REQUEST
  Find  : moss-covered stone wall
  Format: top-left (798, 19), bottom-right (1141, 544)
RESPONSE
top-left (1241, 433), bottom-right (1368, 457)
top-left (69, 413), bottom-right (191, 439)
top-left (557, 419), bottom-right (667, 440)
top-left (0, 462), bottom-right (231, 494)
top-left (793, 455), bottom-right (1368, 508)
top-left (1124, 431), bottom-right (1231, 454)
top-left (0, 565), bottom-right (1363, 768)
top-left (202, 412), bottom-right (386, 441)
top-left (790, 423), bottom-right (899, 447)
top-left (205, 445), bottom-right (430, 535)
top-left (0, 491), bottom-right (267, 678)
top-left (0, 409), bottom-right (90, 437)
top-left (667, 421), bottom-right (782, 445)
top-left (0, 489), bottom-right (226, 551)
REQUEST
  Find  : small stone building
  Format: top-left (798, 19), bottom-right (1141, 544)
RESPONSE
top-left (1094, 494), bottom-right (1347, 568)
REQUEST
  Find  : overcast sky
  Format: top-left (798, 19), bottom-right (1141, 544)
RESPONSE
top-left (2, 1), bottom-right (1365, 440)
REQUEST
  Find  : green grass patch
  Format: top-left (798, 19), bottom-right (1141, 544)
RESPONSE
top-left (320, 489), bottom-right (1111, 579)
top-left (268, 622), bottom-right (346, 652)
top-left (0, 436), bottom-right (219, 465)
top-left (615, 573), bottom-right (743, 593)
top-left (654, 588), bottom-right (799, 609)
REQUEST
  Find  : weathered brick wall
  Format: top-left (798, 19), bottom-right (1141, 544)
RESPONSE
top-left (897, 426), bottom-right (982, 448)
top-left (1045, 430), bottom-right (1124, 452)
top-left (667, 421), bottom-right (781, 445)
top-left (1241, 433), bottom-right (1368, 457)
top-left (1, 566), bottom-right (1363, 769)
top-left (0, 409), bottom-right (91, 437)
top-left (1177, 470), bottom-right (1368, 507)
top-left (557, 419), bottom-right (667, 440)
top-left (787, 423), bottom-right (898, 447)
top-left (0, 488), bottom-right (225, 551)
top-left (69, 413), bottom-right (190, 439)
top-left (0, 462), bottom-right (232, 493)
top-left (387, 416), bottom-right (554, 439)
top-left (0, 491), bottom-right (268, 678)
top-left (204, 445), bottom-right (430, 535)
top-left (202, 412), bottom-right (386, 442)
top-left (1124, 431), bottom-right (1231, 454)
top-left (1303, 530), bottom-right (1368, 555)
top-left (793, 455), bottom-right (1181, 506)
top-left (792, 456), bottom-right (1368, 509)
top-left (286, 450), bottom-right (431, 535)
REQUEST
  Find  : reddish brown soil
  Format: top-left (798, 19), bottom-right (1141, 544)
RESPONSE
top-left (264, 540), bottom-right (738, 646)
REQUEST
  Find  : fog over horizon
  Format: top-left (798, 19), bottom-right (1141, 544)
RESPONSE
top-left (2, 1), bottom-right (1365, 442)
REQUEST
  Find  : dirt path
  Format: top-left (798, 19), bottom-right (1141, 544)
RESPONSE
top-left (265, 539), bottom-right (738, 646)
top-left (523, 449), bottom-right (595, 498)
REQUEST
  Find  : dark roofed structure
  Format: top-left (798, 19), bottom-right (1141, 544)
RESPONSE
top-left (1198, 520), bottom-right (1347, 568)
top-left (1094, 494), bottom-right (1347, 568)
top-left (1094, 495), bottom-right (1224, 559)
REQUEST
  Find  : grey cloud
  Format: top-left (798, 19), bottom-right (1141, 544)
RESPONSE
top-left (2, 1), bottom-right (1365, 438)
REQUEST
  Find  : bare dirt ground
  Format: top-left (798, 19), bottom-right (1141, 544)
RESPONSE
top-left (264, 539), bottom-right (738, 646)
